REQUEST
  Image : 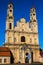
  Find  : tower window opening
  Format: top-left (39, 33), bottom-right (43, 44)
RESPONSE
top-left (21, 36), bottom-right (25, 42)
top-left (33, 20), bottom-right (36, 22)
top-left (10, 5), bottom-right (12, 7)
top-left (33, 9), bottom-right (34, 11)
top-left (9, 23), bottom-right (12, 29)
top-left (33, 13), bottom-right (35, 16)
top-left (9, 16), bottom-right (13, 19)
top-left (10, 10), bottom-right (12, 12)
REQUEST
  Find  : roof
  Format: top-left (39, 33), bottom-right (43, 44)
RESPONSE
top-left (0, 47), bottom-right (10, 57)
top-left (0, 52), bottom-right (10, 57)
top-left (0, 47), bottom-right (10, 52)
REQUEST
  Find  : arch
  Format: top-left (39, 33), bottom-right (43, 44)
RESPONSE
top-left (21, 36), bottom-right (25, 42)
top-left (21, 45), bottom-right (33, 63)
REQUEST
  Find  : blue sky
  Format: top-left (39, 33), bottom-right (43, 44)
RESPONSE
top-left (0, 0), bottom-right (43, 49)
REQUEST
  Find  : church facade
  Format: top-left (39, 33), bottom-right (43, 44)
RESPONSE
top-left (4, 3), bottom-right (40, 63)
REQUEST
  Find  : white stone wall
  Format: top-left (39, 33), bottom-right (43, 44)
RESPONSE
top-left (0, 57), bottom-right (10, 64)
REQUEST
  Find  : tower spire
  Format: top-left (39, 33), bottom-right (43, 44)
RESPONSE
top-left (30, 0), bottom-right (37, 22)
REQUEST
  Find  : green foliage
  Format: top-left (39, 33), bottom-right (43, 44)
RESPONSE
top-left (42, 63), bottom-right (43, 65)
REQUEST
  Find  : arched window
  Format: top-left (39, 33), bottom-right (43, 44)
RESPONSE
top-left (21, 36), bottom-right (25, 42)
top-left (9, 23), bottom-right (12, 29)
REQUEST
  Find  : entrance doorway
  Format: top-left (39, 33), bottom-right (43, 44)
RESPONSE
top-left (25, 57), bottom-right (29, 63)
top-left (25, 53), bottom-right (31, 63)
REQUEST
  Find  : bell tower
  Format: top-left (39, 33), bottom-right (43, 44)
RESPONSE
top-left (30, 7), bottom-right (38, 32)
top-left (30, 7), bottom-right (36, 21)
top-left (6, 3), bottom-right (14, 30)
top-left (5, 3), bottom-right (14, 44)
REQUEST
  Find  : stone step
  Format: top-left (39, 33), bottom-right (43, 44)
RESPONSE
top-left (0, 63), bottom-right (42, 65)
top-left (12, 63), bottom-right (42, 65)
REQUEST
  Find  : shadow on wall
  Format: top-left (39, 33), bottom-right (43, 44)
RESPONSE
top-left (10, 51), bottom-right (14, 64)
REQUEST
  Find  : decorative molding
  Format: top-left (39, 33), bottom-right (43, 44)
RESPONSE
top-left (4, 43), bottom-right (39, 47)
top-left (5, 30), bottom-right (38, 34)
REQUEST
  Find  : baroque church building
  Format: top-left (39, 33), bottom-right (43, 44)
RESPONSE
top-left (3, 3), bottom-right (40, 63)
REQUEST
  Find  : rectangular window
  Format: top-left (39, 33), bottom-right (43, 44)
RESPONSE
top-left (4, 59), bottom-right (6, 63)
